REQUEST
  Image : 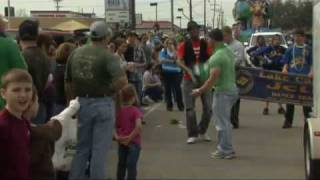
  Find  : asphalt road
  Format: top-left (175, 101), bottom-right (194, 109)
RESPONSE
top-left (107, 99), bottom-right (306, 179)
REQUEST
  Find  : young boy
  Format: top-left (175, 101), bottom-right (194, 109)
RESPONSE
top-left (0, 69), bottom-right (33, 179)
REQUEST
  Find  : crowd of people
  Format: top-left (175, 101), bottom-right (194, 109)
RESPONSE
top-left (0, 12), bottom-right (314, 180)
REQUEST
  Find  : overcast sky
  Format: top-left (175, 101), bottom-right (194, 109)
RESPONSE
top-left (0, 0), bottom-right (237, 27)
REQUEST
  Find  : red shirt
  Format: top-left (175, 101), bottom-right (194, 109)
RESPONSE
top-left (177, 39), bottom-right (213, 80)
top-left (116, 106), bottom-right (143, 145)
top-left (0, 109), bottom-right (30, 180)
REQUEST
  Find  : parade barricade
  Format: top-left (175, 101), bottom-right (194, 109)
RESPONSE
top-left (236, 66), bottom-right (313, 106)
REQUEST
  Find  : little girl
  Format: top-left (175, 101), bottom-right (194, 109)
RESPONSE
top-left (115, 84), bottom-right (143, 180)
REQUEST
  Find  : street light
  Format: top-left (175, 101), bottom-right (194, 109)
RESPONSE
top-left (150, 2), bottom-right (158, 23)
top-left (176, 16), bottom-right (182, 29)
top-left (177, 8), bottom-right (190, 20)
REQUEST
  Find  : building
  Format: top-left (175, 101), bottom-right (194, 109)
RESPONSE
top-left (31, 10), bottom-right (96, 18)
top-left (6, 17), bottom-right (100, 30)
top-left (135, 20), bottom-right (179, 33)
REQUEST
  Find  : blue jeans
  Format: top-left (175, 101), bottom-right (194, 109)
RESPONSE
top-left (117, 143), bottom-right (141, 180)
top-left (69, 97), bottom-right (115, 179)
top-left (212, 89), bottom-right (238, 154)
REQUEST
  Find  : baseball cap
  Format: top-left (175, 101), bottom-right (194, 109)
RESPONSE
top-left (89, 21), bottom-right (112, 38)
top-left (187, 21), bottom-right (200, 32)
top-left (19, 19), bottom-right (39, 41)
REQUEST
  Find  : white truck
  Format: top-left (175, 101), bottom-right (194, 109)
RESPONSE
top-left (304, 1), bottom-right (320, 179)
top-left (244, 31), bottom-right (288, 67)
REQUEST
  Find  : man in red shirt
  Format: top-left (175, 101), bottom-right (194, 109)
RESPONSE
top-left (177, 21), bottom-right (213, 144)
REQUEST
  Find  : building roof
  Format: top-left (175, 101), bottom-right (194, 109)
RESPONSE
top-left (136, 20), bottom-right (179, 30)
top-left (7, 17), bottom-right (100, 31)
top-left (30, 10), bottom-right (95, 17)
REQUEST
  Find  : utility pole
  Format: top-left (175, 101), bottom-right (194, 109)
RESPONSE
top-left (213, 0), bottom-right (216, 29)
top-left (53, 0), bottom-right (63, 11)
top-left (7, 0), bottom-right (10, 29)
top-left (189, 0), bottom-right (192, 21)
top-left (221, 10), bottom-right (224, 28)
top-left (171, 0), bottom-right (174, 31)
top-left (220, 2), bottom-right (223, 28)
top-left (217, 8), bottom-right (221, 29)
top-left (204, 0), bottom-right (207, 33)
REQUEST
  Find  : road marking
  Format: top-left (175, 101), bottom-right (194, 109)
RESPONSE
top-left (144, 103), bottom-right (162, 118)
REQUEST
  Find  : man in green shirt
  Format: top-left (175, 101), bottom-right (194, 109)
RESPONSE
top-left (0, 15), bottom-right (27, 109)
top-left (192, 29), bottom-right (238, 159)
top-left (66, 21), bottom-right (127, 179)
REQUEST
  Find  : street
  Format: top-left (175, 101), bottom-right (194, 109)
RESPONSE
top-left (107, 99), bottom-right (306, 179)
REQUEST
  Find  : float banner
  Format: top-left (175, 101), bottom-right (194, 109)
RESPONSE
top-left (236, 67), bottom-right (313, 106)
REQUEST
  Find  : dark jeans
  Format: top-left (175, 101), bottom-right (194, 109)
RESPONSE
top-left (117, 143), bottom-right (141, 180)
top-left (32, 102), bottom-right (47, 125)
top-left (284, 104), bottom-right (312, 124)
top-left (163, 72), bottom-right (184, 109)
top-left (130, 79), bottom-right (143, 106)
top-left (144, 86), bottom-right (163, 102)
top-left (183, 80), bottom-right (212, 137)
top-left (230, 98), bottom-right (240, 127)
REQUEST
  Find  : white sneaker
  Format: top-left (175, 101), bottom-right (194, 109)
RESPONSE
top-left (186, 137), bottom-right (197, 144)
top-left (142, 96), bottom-right (154, 105)
top-left (198, 134), bottom-right (211, 142)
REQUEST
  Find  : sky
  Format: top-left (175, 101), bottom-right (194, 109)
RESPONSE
top-left (0, 0), bottom-right (237, 28)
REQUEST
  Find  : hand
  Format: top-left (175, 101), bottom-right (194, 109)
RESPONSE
top-left (187, 70), bottom-right (198, 84)
top-left (127, 62), bottom-right (135, 72)
top-left (119, 136), bottom-right (131, 146)
top-left (191, 88), bottom-right (201, 97)
top-left (308, 72), bottom-right (313, 79)
top-left (68, 97), bottom-right (80, 113)
top-left (282, 69), bottom-right (288, 74)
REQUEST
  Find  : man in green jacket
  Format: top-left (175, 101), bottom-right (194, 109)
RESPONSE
top-left (0, 15), bottom-right (27, 109)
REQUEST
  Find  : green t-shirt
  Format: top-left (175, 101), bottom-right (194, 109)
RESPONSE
top-left (208, 43), bottom-right (236, 92)
top-left (0, 37), bottom-right (27, 109)
top-left (65, 44), bottom-right (125, 96)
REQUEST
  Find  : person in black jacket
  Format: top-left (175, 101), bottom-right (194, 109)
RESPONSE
top-left (177, 21), bottom-right (213, 144)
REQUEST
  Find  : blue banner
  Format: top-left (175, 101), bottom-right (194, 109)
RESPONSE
top-left (237, 67), bottom-right (313, 106)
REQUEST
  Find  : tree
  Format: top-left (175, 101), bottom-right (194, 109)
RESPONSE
top-left (270, 0), bottom-right (312, 31)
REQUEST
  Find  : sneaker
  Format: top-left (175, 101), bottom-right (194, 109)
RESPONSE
top-left (178, 105), bottom-right (185, 112)
top-left (278, 107), bottom-right (285, 114)
top-left (142, 96), bottom-right (154, 105)
top-left (211, 151), bottom-right (236, 159)
top-left (232, 124), bottom-right (239, 129)
top-left (282, 121), bottom-right (292, 129)
top-left (186, 137), bottom-right (197, 144)
top-left (198, 134), bottom-right (211, 142)
top-left (263, 108), bottom-right (269, 115)
top-left (167, 107), bottom-right (173, 112)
